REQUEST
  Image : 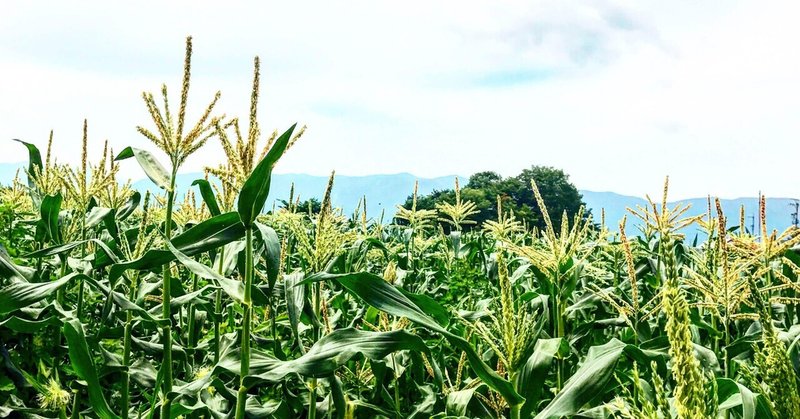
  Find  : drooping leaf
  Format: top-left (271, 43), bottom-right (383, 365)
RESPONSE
top-left (0, 273), bottom-right (74, 314)
top-left (0, 315), bottom-right (61, 333)
top-left (115, 147), bottom-right (172, 191)
top-left (255, 222), bottom-right (281, 289)
top-left (81, 206), bottom-right (121, 243)
top-left (108, 212), bottom-right (245, 283)
top-left (213, 239), bottom-right (246, 277)
top-left (191, 178), bottom-right (221, 217)
top-left (0, 245), bottom-right (34, 282)
top-left (306, 271), bottom-right (524, 407)
top-left (80, 274), bottom-right (167, 325)
top-left (238, 328), bottom-right (428, 387)
top-left (22, 240), bottom-right (86, 259)
top-left (117, 190), bottom-right (141, 221)
top-left (12, 139), bottom-right (42, 188)
top-left (132, 335), bottom-right (188, 362)
top-left (165, 240), bottom-right (268, 306)
top-left (717, 377), bottom-right (774, 419)
top-left (85, 206), bottom-right (113, 229)
top-left (446, 387), bottom-right (480, 417)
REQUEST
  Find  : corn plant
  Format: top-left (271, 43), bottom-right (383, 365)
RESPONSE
top-left (4, 37), bottom-right (800, 419)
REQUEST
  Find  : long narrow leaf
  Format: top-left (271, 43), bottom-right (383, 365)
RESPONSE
top-left (191, 179), bottom-right (221, 217)
top-left (237, 123), bottom-right (296, 226)
top-left (165, 240), bottom-right (268, 306)
top-left (63, 318), bottom-right (120, 419)
top-left (534, 339), bottom-right (627, 419)
top-left (108, 212), bottom-right (245, 283)
top-left (306, 271), bottom-right (524, 406)
top-left (12, 139), bottom-right (42, 189)
top-left (240, 328), bottom-right (427, 387)
top-left (0, 273), bottom-right (74, 314)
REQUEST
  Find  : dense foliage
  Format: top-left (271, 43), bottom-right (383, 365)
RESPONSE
top-left (401, 167), bottom-right (587, 232)
top-left (2, 38), bottom-right (800, 419)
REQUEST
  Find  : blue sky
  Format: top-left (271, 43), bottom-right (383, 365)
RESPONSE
top-left (1, 1), bottom-right (798, 200)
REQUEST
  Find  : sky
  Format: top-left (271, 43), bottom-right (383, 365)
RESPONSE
top-left (1, 1), bottom-right (799, 200)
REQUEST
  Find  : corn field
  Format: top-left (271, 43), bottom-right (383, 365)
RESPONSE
top-left (2, 38), bottom-right (800, 419)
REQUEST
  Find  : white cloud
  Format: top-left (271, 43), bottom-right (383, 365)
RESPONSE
top-left (1, 1), bottom-right (798, 200)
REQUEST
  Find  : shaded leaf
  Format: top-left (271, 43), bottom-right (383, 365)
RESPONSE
top-left (63, 318), bottom-right (120, 419)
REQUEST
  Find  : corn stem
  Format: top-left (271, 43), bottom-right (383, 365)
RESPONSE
top-left (235, 227), bottom-right (254, 418)
top-left (160, 173), bottom-right (177, 418)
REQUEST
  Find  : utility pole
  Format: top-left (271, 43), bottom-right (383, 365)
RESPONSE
top-left (757, 191), bottom-right (762, 235)
top-left (748, 215), bottom-right (755, 235)
top-left (790, 199), bottom-right (800, 228)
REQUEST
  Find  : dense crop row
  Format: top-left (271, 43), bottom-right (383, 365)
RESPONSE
top-left (2, 38), bottom-right (800, 418)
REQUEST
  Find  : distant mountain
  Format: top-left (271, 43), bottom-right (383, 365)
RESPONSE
top-left (3, 166), bottom-right (796, 236)
top-left (582, 191), bottom-right (799, 241)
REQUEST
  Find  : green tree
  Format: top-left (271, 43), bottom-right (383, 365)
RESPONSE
top-left (400, 166), bottom-right (587, 232)
top-left (512, 166), bottom-right (586, 230)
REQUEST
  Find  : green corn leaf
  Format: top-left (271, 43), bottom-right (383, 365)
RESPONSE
top-left (191, 179), bottom-right (221, 217)
top-left (0, 315), bottom-right (61, 333)
top-left (115, 147), bottom-right (172, 191)
top-left (717, 377), bottom-right (774, 419)
top-left (254, 222), bottom-right (281, 290)
top-left (244, 397), bottom-right (287, 417)
top-left (12, 139), bottom-right (42, 188)
top-left (38, 192), bottom-right (62, 244)
top-left (237, 123), bottom-right (296, 226)
top-left (108, 211), bottom-right (245, 283)
top-left (80, 274), bottom-right (168, 325)
top-left (63, 318), bottom-right (120, 419)
top-left (165, 240), bottom-right (268, 306)
top-left (24, 238), bottom-right (118, 264)
top-left (85, 206), bottom-right (113, 229)
top-left (534, 339), bottom-right (627, 419)
top-left (116, 191), bottom-right (141, 221)
top-left (213, 239), bottom-right (246, 276)
top-left (0, 245), bottom-right (35, 282)
top-left (517, 338), bottom-right (566, 417)
top-left (0, 273), bottom-right (74, 314)
top-left (170, 328), bottom-right (427, 399)
top-left (446, 387), bottom-right (480, 417)
top-left (408, 385), bottom-right (438, 418)
top-left (83, 206), bottom-right (120, 243)
top-left (284, 272), bottom-right (305, 348)
top-left (132, 335), bottom-right (188, 362)
top-left (23, 240), bottom-right (87, 258)
top-left (239, 328), bottom-right (428, 387)
top-left (306, 271), bottom-right (524, 407)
